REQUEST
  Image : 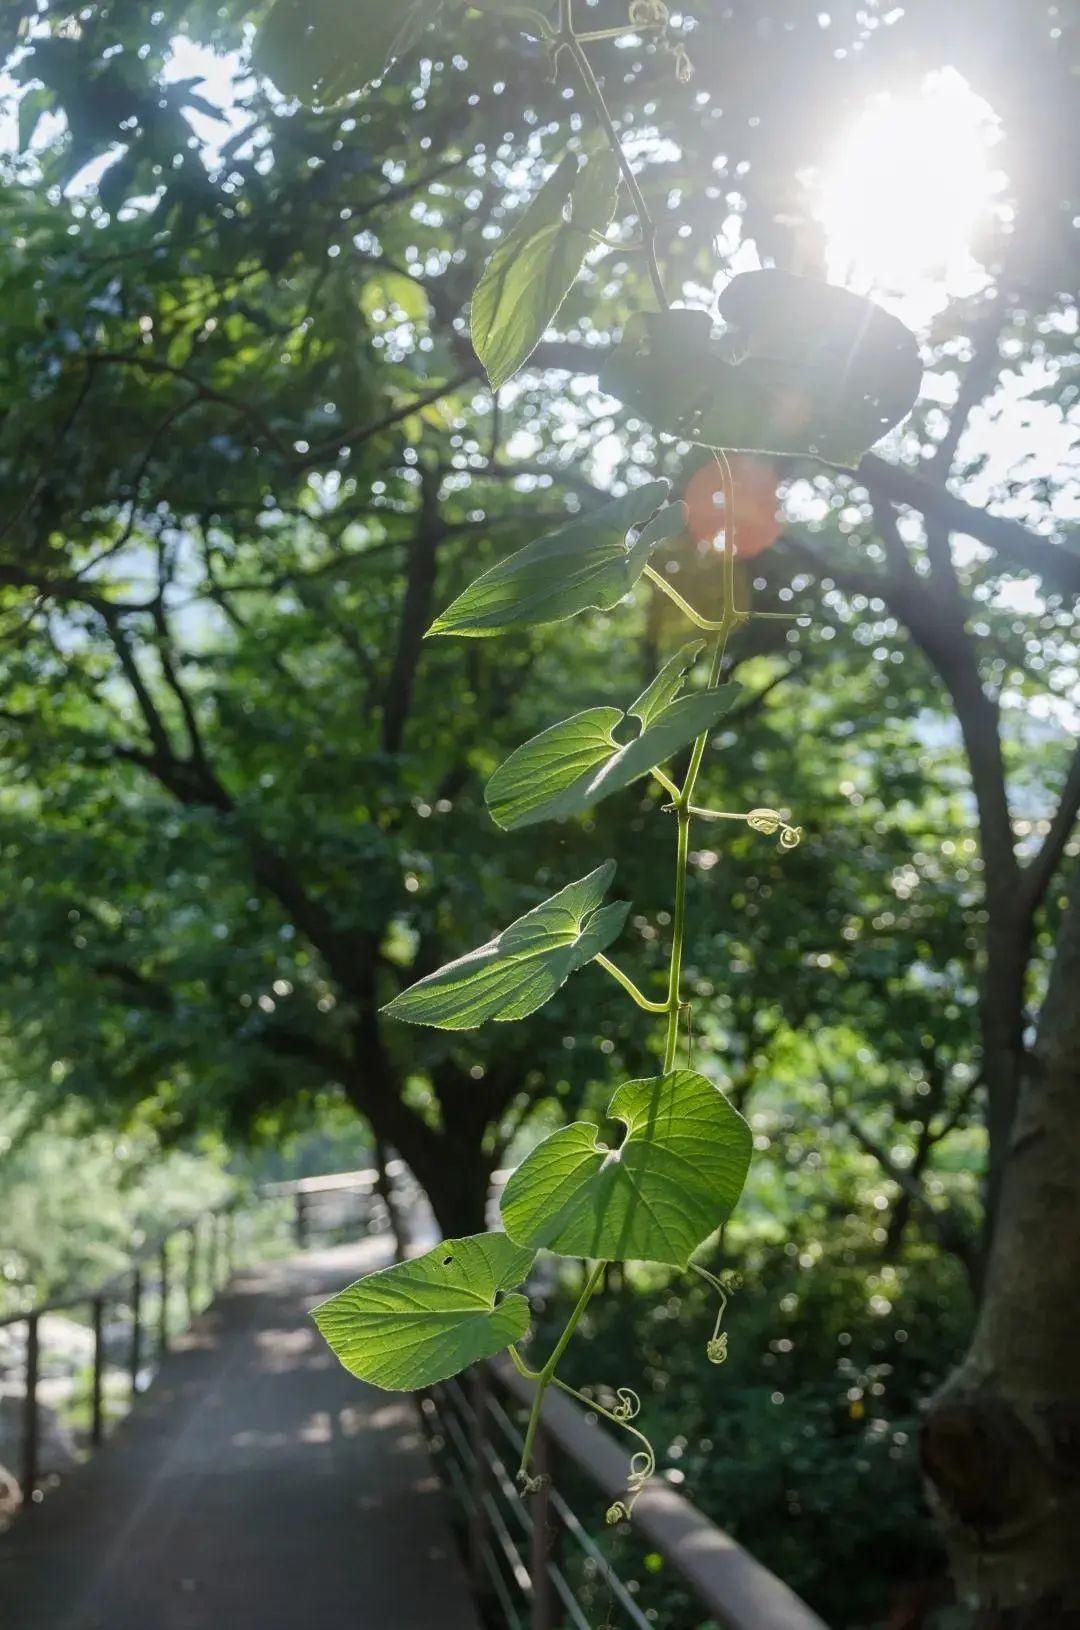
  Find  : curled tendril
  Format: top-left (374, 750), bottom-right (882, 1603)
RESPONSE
top-left (691, 1261), bottom-right (736, 1365)
top-left (629, 0), bottom-right (669, 23)
top-left (746, 808), bottom-right (803, 849)
top-left (517, 1470), bottom-right (549, 1495)
top-left (611, 1387), bottom-right (641, 1422)
top-left (605, 1448), bottom-right (655, 1524)
top-left (555, 1377), bottom-right (656, 1522)
top-left (669, 43), bottom-right (694, 82)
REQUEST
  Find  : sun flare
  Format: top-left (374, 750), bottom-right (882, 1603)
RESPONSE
top-left (815, 68), bottom-right (1002, 316)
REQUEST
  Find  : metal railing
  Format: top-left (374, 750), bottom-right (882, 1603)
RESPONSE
top-left (424, 1356), bottom-right (829, 1630)
top-left (0, 1162), bottom-right (402, 1513)
top-left (4, 1166), bottom-right (829, 1628)
top-left (0, 1201), bottom-right (240, 1510)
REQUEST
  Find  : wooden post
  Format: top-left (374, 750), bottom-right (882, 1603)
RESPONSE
top-left (129, 1266), bottom-right (143, 1396)
top-left (158, 1239), bottom-right (170, 1355)
top-left (90, 1296), bottom-right (106, 1448)
top-left (294, 1190), bottom-right (308, 1249)
top-left (466, 1368), bottom-right (491, 1591)
top-left (21, 1313), bottom-right (39, 1504)
top-left (225, 1209), bottom-right (237, 1279)
top-left (530, 1427), bottom-right (557, 1630)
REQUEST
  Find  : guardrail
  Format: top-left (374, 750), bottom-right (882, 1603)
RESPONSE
top-left (4, 1167), bottom-right (830, 1629)
top-left (0, 1163), bottom-right (399, 1512)
top-left (0, 1200), bottom-right (240, 1509)
top-left (424, 1357), bottom-right (828, 1630)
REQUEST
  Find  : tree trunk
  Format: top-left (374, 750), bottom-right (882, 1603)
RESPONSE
top-left (921, 864), bottom-right (1080, 1624)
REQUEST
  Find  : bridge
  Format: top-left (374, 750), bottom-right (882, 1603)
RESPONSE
top-left (0, 1171), bottom-right (827, 1630)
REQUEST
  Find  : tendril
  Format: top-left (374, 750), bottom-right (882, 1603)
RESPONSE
top-left (629, 0), bottom-right (669, 23)
top-left (682, 804), bottom-right (803, 850)
top-left (691, 1261), bottom-right (737, 1365)
top-left (553, 1377), bottom-right (656, 1521)
top-left (611, 1387), bottom-right (641, 1421)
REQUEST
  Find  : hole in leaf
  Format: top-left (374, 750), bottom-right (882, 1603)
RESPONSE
top-left (442, 1255), bottom-right (454, 1266)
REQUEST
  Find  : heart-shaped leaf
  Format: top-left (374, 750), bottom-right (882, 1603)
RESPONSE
top-left (486, 648), bottom-right (739, 830)
top-left (599, 271), bottom-right (921, 467)
top-left (312, 1233), bottom-right (535, 1390)
top-left (472, 149), bottom-right (619, 390)
top-left (427, 485), bottom-right (684, 638)
top-left (501, 1071), bottom-right (752, 1266)
top-left (255, 0), bottom-right (431, 104)
top-left (382, 861), bottom-right (628, 1029)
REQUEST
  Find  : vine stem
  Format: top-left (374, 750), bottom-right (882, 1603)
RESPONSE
top-left (514, 20), bottom-right (735, 1493)
top-left (564, 13), bottom-right (741, 1077)
top-left (518, 1260), bottom-right (607, 1481)
top-left (662, 454), bottom-right (739, 1070)
top-left (560, 3), bottom-right (668, 311)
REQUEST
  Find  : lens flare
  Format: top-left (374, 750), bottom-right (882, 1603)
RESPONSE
top-left (815, 68), bottom-right (1001, 314)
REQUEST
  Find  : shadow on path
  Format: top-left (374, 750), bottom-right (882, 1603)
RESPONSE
top-left (0, 1241), bottom-right (479, 1630)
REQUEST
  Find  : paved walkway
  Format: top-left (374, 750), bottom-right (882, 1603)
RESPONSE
top-left (0, 1242), bottom-right (481, 1630)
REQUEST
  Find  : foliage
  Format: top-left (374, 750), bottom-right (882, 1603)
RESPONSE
top-left (0, 1070), bottom-right (233, 1315)
top-left (540, 1240), bottom-right (974, 1629)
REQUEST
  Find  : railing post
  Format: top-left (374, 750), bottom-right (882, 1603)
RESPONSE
top-left (186, 1222), bottom-right (199, 1321)
top-left (91, 1296), bottom-right (106, 1448)
top-left (294, 1189), bottom-right (308, 1249)
top-left (226, 1208), bottom-right (237, 1279)
top-left (530, 1426), bottom-right (558, 1630)
top-left (21, 1312), bottom-right (40, 1505)
top-left (467, 1367), bottom-right (490, 1591)
top-left (129, 1266), bottom-right (143, 1396)
top-left (206, 1212), bottom-right (218, 1293)
top-left (158, 1238), bottom-right (170, 1356)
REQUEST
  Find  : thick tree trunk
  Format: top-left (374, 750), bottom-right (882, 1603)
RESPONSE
top-left (921, 865), bottom-right (1080, 1624)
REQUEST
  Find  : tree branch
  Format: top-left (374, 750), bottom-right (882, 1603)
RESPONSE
top-left (1020, 738), bottom-right (1080, 920)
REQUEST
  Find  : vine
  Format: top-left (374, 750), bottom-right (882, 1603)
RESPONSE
top-left (258, 0), bottom-right (921, 1522)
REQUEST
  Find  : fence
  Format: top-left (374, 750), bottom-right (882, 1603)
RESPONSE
top-left (2, 1165), bottom-right (830, 1629)
top-left (0, 1163), bottom-right (400, 1512)
top-left (423, 1360), bottom-right (828, 1630)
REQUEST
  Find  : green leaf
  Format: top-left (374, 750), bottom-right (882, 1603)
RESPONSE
top-left (599, 271), bottom-right (922, 467)
top-left (311, 1233), bottom-right (535, 1390)
top-left (461, 0), bottom-right (553, 33)
top-left (471, 149), bottom-right (619, 390)
top-left (628, 640), bottom-right (705, 730)
top-left (501, 1071), bottom-right (752, 1266)
top-left (485, 657), bottom-right (739, 831)
top-left (427, 485), bottom-right (682, 638)
top-left (383, 861), bottom-right (628, 1029)
top-left (255, 0), bottom-right (431, 104)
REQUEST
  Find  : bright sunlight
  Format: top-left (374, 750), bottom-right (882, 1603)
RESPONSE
top-left (815, 68), bottom-right (1003, 318)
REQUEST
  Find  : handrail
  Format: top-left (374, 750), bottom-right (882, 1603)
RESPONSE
top-left (0, 1166), bottom-right (391, 1510)
top-left (489, 1356), bottom-right (829, 1630)
top-left (423, 1356), bottom-right (828, 1630)
top-left (0, 1199), bottom-right (239, 1331)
